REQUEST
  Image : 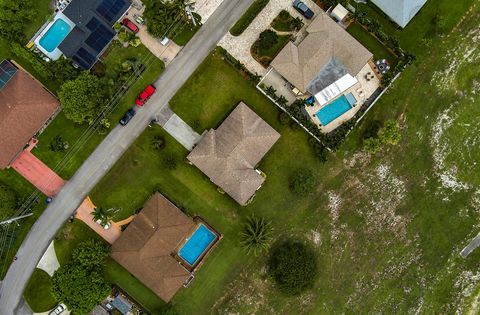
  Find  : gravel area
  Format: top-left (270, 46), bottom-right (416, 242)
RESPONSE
top-left (219, 0), bottom-right (321, 76)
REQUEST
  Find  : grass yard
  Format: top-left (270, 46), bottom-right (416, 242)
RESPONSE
top-left (271, 10), bottom-right (301, 32)
top-left (230, 0), bottom-right (270, 36)
top-left (32, 43), bottom-right (165, 179)
top-left (23, 268), bottom-right (57, 312)
top-left (24, 0), bottom-right (53, 39)
top-left (347, 22), bottom-right (398, 66)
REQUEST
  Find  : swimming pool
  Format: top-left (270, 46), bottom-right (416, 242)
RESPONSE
top-left (179, 224), bottom-right (217, 266)
top-left (316, 94), bottom-right (355, 126)
top-left (39, 18), bottom-right (72, 52)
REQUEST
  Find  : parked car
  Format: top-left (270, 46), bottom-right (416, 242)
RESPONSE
top-left (160, 37), bottom-right (170, 46)
top-left (49, 304), bottom-right (65, 315)
top-left (135, 84), bottom-right (156, 106)
top-left (134, 14), bottom-right (145, 25)
top-left (119, 108), bottom-right (136, 126)
top-left (293, 0), bottom-right (314, 19)
top-left (122, 18), bottom-right (139, 33)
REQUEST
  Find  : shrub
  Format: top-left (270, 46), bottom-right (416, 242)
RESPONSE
top-left (258, 30), bottom-right (278, 49)
top-left (151, 135), bottom-right (166, 150)
top-left (289, 168), bottom-right (317, 196)
top-left (240, 215), bottom-right (273, 255)
top-left (230, 0), bottom-right (269, 36)
top-left (144, 0), bottom-right (188, 38)
top-left (278, 112), bottom-right (290, 125)
top-left (0, 182), bottom-right (17, 220)
top-left (363, 137), bottom-right (381, 153)
top-left (49, 135), bottom-right (69, 152)
top-left (268, 239), bottom-right (317, 294)
top-left (379, 119), bottom-right (401, 145)
top-left (162, 154), bottom-right (177, 170)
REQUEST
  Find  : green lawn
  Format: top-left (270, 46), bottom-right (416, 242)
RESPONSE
top-left (23, 268), bottom-right (57, 312)
top-left (32, 43), bottom-right (165, 179)
top-left (24, 0), bottom-right (53, 39)
top-left (172, 20), bottom-right (201, 46)
top-left (347, 22), bottom-right (398, 66)
top-left (230, 0), bottom-right (270, 36)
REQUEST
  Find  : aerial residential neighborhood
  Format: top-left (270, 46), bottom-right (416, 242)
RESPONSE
top-left (0, 0), bottom-right (480, 314)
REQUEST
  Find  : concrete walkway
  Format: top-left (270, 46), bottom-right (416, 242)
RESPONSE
top-left (36, 241), bottom-right (59, 277)
top-left (461, 232), bottom-right (480, 257)
top-left (218, 0), bottom-right (320, 76)
top-left (156, 106), bottom-right (203, 151)
top-left (10, 151), bottom-right (65, 197)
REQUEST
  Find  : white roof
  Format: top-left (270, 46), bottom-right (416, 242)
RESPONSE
top-left (331, 4), bottom-right (349, 21)
top-left (370, 0), bottom-right (427, 28)
top-left (314, 74), bottom-right (358, 106)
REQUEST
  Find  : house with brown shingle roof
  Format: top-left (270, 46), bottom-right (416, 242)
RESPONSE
top-left (187, 102), bottom-right (280, 205)
top-left (0, 60), bottom-right (60, 169)
top-left (271, 10), bottom-right (373, 104)
top-left (110, 193), bottom-right (220, 302)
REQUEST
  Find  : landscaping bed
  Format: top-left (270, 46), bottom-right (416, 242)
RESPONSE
top-left (229, 0), bottom-right (270, 36)
top-left (271, 10), bottom-right (303, 32)
top-left (251, 30), bottom-right (291, 67)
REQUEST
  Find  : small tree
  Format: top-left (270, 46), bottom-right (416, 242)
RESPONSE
top-left (291, 17), bottom-right (303, 30)
top-left (49, 135), bottom-right (69, 152)
top-left (268, 239), bottom-right (317, 295)
top-left (378, 119), bottom-right (401, 145)
top-left (151, 135), bottom-right (166, 150)
top-left (59, 72), bottom-right (107, 124)
top-left (258, 30), bottom-right (278, 49)
top-left (240, 215), bottom-right (273, 255)
top-left (162, 154), bottom-right (177, 170)
top-left (363, 137), bottom-right (381, 153)
top-left (289, 168), bottom-right (317, 196)
top-left (91, 207), bottom-right (110, 226)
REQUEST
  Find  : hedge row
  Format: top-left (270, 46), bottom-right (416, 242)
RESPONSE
top-left (230, 0), bottom-right (269, 36)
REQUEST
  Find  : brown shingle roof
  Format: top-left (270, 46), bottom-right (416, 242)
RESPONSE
top-left (110, 193), bottom-right (195, 302)
top-left (271, 11), bottom-right (373, 93)
top-left (187, 102), bottom-right (280, 205)
top-left (0, 62), bottom-right (60, 169)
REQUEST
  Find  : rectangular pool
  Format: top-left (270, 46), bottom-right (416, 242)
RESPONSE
top-left (39, 18), bottom-right (72, 52)
top-left (178, 224), bottom-right (217, 266)
top-left (315, 94), bottom-right (353, 126)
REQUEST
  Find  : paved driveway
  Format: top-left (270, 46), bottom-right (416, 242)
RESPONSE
top-left (219, 0), bottom-right (320, 76)
top-left (0, 0), bottom-right (256, 312)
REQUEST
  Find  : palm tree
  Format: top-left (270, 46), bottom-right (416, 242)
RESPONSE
top-left (91, 207), bottom-right (109, 226)
top-left (240, 216), bottom-right (273, 255)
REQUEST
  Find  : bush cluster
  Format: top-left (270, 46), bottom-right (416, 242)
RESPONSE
top-left (363, 119), bottom-right (401, 153)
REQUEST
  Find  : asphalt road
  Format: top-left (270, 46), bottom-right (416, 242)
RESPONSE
top-left (0, 0), bottom-right (254, 313)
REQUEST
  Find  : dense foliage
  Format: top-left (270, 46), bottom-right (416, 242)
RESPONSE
top-left (240, 216), bottom-right (273, 255)
top-left (230, 0), bottom-right (269, 36)
top-left (51, 240), bottom-right (110, 314)
top-left (268, 239), bottom-right (317, 294)
top-left (59, 72), bottom-right (107, 124)
top-left (144, 0), bottom-right (187, 38)
top-left (289, 168), bottom-right (317, 196)
top-left (0, 0), bottom-right (34, 40)
top-left (363, 119), bottom-right (401, 153)
top-left (0, 182), bottom-right (17, 221)
top-left (49, 135), bottom-right (69, 152)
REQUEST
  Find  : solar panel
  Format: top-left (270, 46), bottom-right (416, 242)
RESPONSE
top-left (0, 60), bottom-right (17, 90)
top-left (96, 0), bottom-right (127, 23)
top-left (86, 17), bottom-right (101, 32)
top-left (73, 48), bottom-right (96, 69)
top-left (85, 23), bottom-right (114, 54)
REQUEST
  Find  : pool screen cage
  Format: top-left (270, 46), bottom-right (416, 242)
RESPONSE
top-left (0, 60), bottom-right (17, 91)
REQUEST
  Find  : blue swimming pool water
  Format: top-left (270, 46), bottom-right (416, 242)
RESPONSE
top-left (39, 19), bottom-right (72, 52)
top-left (179, 224), bottom-right (217, 266)
top-left (316, 95), bottom-right (352, 125)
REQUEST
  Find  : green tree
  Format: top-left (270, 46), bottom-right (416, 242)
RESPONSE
top-left (0, 0), bottom-right (34, 40)
top-left (51, 240), bottom-right (110, 314)
top-left (151, 135), bottom-right (166, 150)
top-left (268, 239), bottom-right (317, 295)
top-left (0, 182), bottom-right (17, 221)
top-left (162, 154), bottom-right (177, 170)
top-left (363, 137), bottom-right (382, 153)
top-left (49, 135), bottom-right (69, 152)
top-left (48, 58), bottom-right (80, 82)
top-left (289, 168), bottom-right (317, 196)
top-left (59, 72), bottom-right (107, 124)
top-left (379, 119), bottom-right (401, 145)
top-left (91, 207), bottom-right (111, 227)
top-left (258, 30), bottom-right (278, 49)
top-left (240, 216), bottom-right (273, 255)
top-left (144, 0), bottom-right (188, 38)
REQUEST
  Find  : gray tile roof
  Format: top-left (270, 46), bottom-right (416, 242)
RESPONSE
top-left (371, 0), bottom-right (427, 28)
top-left (271, 10), bottom-right (372, 93)
top-left (187, 103), bottom-right (280, 205)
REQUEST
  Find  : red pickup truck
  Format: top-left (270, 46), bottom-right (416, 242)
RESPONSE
top-left (135, 84), bottom-right (156, 106)
top-left (122, 18), bottom-right (139, 33)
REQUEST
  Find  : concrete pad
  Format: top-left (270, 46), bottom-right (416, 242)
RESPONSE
top-left (36, 241), bottom-right (60, 277)
top-left (162, 114), bottom-right (202, 151)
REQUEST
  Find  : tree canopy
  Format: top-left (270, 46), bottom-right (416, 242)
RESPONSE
top-left (144, 0), bottom-right (187, 38)
top-left (51, 240), bottom-right (110, 314)
top-left (0, 182), bottom-right (17, 221)
top-left (59, 72), bottom-right (107, 124)
top-left (0, 0), bottom-right (34, 40)
top-left (268, 239), bottom-right (318, 295)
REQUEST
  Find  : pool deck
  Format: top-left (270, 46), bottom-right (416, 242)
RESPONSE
top-left (304, 62), bottom-right (380, 133)
top-left (33, 12), bottom-right (75, 60)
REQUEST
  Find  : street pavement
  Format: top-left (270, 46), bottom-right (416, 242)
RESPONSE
top-left (0, 0), bottom-right (254, 313)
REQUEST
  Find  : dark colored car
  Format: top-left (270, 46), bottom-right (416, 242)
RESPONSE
top-left (293, 0), bottom-right (314, 19)
top-left (135, 84), bottom-right (156, 106)
top-left (122, 18), bottom-right (139, 33)
top-left (119, 108), bottom-right (136, 126)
